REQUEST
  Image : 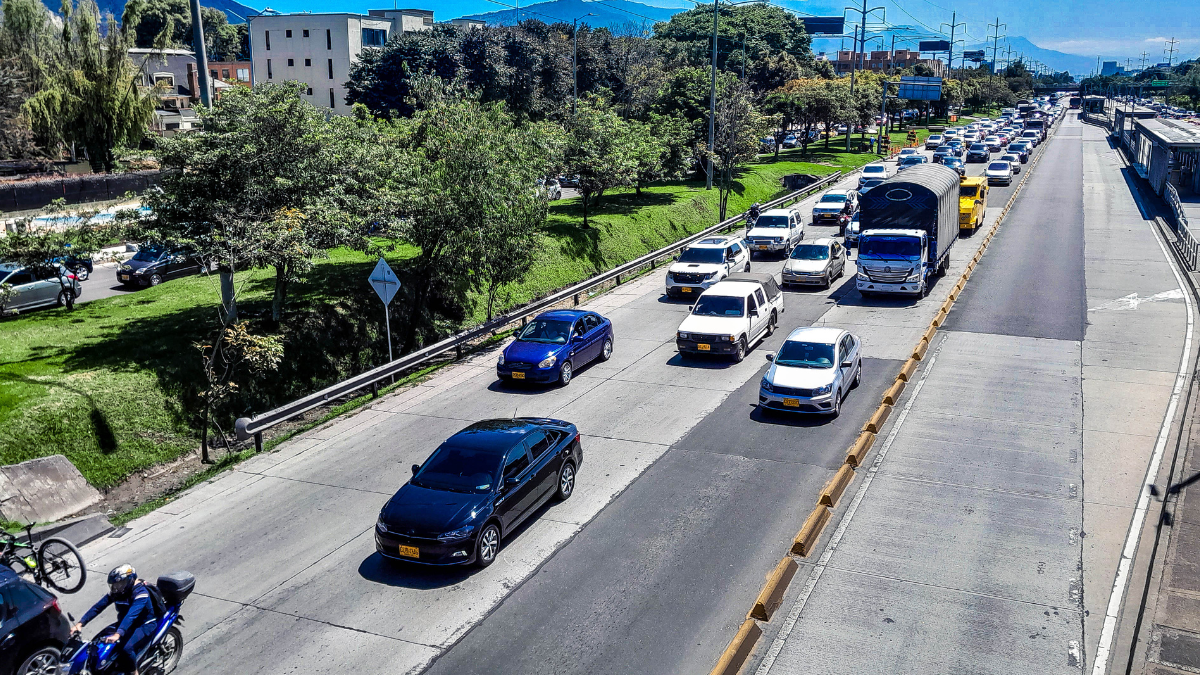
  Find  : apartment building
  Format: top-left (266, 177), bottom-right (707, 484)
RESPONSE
top-left (832, 49), bottom-right (947, 78)
top-left (247, 9), bottom-right (433, 113)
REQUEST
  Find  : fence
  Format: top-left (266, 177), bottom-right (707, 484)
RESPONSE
top-left (0, 171), bottom-right (163, 212)
top-left (1166, 183), bottom-right (1199, 270)
top-left (234, 171), bottom-right (845, 446)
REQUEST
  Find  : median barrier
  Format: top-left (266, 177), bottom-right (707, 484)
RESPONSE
top-left (882, 379), bottom-right (905, 406)
top-left (921, 325), bottom-right (937, 345)
top-left (862, 403), bottom-right (892, 433)
top-left (819, 464), bottom-right (856, 507)
top-left (932, 308), bottom-right (947, 327)
top-left (897, 358), bottom-right (919, 382)
top-left (792, 504), bottom-right (833, 554)
top-left (845, 432), bottom-right (876, 468)
top-left (940, 297), bottom-right (954, 315)
top-left (912, 339), bottom-right (929, 360)
top-left (749, 557), bottom-right (799, 621)
top-left (709, 619), bottom-right (762, 675)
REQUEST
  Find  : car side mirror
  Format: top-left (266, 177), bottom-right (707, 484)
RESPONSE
top-left (688, 305), bottom-right (694, 312)
top-left (841, 360), bottom-right (853, 368)
top-left (750, 310), bottom-right (759, 318)
top-left (411, 464), bottom-right (420, 475)
top-left (766, 353), bottom-right (775, 362)
top-left (505, 476), bottom-right (520, 488)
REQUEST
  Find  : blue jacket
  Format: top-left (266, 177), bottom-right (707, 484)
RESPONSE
top-left (80, 581), bottom-right (157, 637)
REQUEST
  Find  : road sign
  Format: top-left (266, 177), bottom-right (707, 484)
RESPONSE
top-left (898, 76), bottom-right (942, 101)
top-left (1151, 80), bottom-right (1171, 87)
top-left (919, 40), bottom-right (950, 52)
top-left (963, 50), bottom-right (985, 61)
top-left (801, 17), bottom-right (845, 35)
top-left (368, 258), bottom-right (401, 363)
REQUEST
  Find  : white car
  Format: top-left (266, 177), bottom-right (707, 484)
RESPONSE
top-left (858, 163), bottom-right (890, 188)
top-left (985, 160), bottom-right (1014, 186)
top-left (746, 208), bottom-right (803, 256)
top-left (1020, 130), bottom-right (1040, 147)
top-left (811, 189), bottom-right (858, 224)
top-left (897, 148), bottom-right (920, 158)
top-left (924, 134), bottom-right (943, 150)
top-left (844, 213), bottom-right (861, 247)
top-left (665, 235), bottom-right (750, 298)
top-left (782, 238), bottom-right (847, 289)
top-left (676, 273), bottom-right (785, 362)
top-left (1000, 153), bottom-right (1022, 174)
top-left (759, 326), bottom-right (862, 416)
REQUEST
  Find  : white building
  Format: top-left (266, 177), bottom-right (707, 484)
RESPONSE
top-left (247, 9), bottom-right (433, 114)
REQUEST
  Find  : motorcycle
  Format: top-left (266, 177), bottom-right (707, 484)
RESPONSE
top-left (61, 572), bottom-right (195, 675)
top-left (837, 213), bottom-right (851, 235)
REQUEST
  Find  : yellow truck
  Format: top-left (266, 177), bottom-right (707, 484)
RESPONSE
top-left (959, 176), bottom-right (988, 232)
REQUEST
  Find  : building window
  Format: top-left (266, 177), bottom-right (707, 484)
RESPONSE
top-left (329, 88), bottom-right (335, 108)
top-left (326, 29), bottom-right (331, 50)
top-left (423, 16), bottom-right (432, 25)
top-left (286, 29), bottom-right (292, 38)
top-left (265, 31), bottom-right (271, 50)
top-left (266, 59), bottom-right (272, 79)
top-left (222, 69), bottom-right (230, 79)
top-left (328, 59), bottom-right (333, 79)
top-left (236, 68), bottom-right (249, 81)
top-left (210, 69), bottom-right (218, 79)
top-left (304, 58), bottom-right (311, 67)
top-left (303, 29), bottom-right (309, 37)
top-left (306, 86), bottom-right (313, 95)
top-left (361, 28), bottom-right (387, 46)
top-left (287, 58), bottom-right (294, 67)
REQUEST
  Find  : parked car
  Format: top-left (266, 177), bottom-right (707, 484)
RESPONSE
top-left (0, 567), bottom-right (72, 675)
top-left (782, 239), bottom-right (847, 289)
top-left (496, 309), bottom-right (613, 386)
top-left (558, 174), bottom-right (580, 187)
top-left (758, 326), bottom-right (862, 416)
top-left (51, 253), bottom-right (92, 281)
top-left (117, 244), bottom-right (205, 288)
top-left (665, 235), bottom-right (750, 298)
top-left (538, 178), bottom-right (562, 200)
top-left (675, 273), bottom-right (784, 362)
top-left (746, 208), bottom-right (803, 257)
top-left (376, 418), bottom-right (583, 567)
top-left (782, 135), bottom-right (798, 149)
top-left (985, 160), bottom-right (1014, 186)
top-left (1000, 153), bottom-right (1022, 174)
top-left (760, 137), bottom-right (777, 153)
top-left (0, 263), bottom-right (80, 314)
top-left (858, 163), bottom-right (890, 188)
top-left (811, 189), bottom-right (858, 224)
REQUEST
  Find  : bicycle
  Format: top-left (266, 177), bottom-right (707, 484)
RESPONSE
top-left (1, 523), bottom-right (87, 594)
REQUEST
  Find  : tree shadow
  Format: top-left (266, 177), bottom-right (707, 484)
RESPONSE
top-left (0, 370), bottom-right (124, 454)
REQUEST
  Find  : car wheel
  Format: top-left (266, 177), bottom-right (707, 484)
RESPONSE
top-left (556, 461), bottom-right (576, 501)
top-left (71, 265), bottom-right (89, 281)
top-left (558, 361), bottom-right (573, 387)
top-left (149, 273), bottom-right (163, 286)
top-left (56, 289), bottom-right (75, 307)
top-left (16, 647), bottom-right (58, 675)
top-left (852, 362), bottom-right (861, 388)
top-left (599, 338), bottom-right (613, 361)
top-left (744, 262), bottom-right (751, 272)
top-left (831, 389), bottom-right (841, 418)
top-left (823, 273), bottom-right (831, 289)
top-left (766, 312), bottom-right (778, 336)
top-left (475, 523), bottom-right (501, 568)
top-left (733, 337), bottom-right (746, 363)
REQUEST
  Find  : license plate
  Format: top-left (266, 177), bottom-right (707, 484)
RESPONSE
top-left (119, 274), bottom-right (129, 280)
top-left (681, 286), bottom-right (692, 293)
top-left (511, 372), bottom-right (525, 379)
top-left (756, 245), bottom-right (768, 250)
top-left (697, 343), bottom-right (711, 351)
top-left (398, 545), bottom-right (419, 558)
top-left (783, 398), bottom-right (800, 407)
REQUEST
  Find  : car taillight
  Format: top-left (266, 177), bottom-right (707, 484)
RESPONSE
top-left (66, 273), bottom-right (77, 280)
top-left (49, 597), bottom-right (60, 613)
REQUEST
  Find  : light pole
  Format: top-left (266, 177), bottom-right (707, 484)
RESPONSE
top-left (844, 1), bottom-right (885, 150)
top-left (572, 12), bottom-right (595, 115)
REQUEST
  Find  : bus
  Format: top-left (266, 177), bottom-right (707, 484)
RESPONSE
top-left (1069, 96), bottom-right (1082, 109)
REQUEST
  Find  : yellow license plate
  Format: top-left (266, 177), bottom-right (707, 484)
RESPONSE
top-left (783, 398), bottom-right (800, 407)
top-left (511, 372), bottom-right (525, 379)
top-left (681, 286), bottom-right (692, 293)
top-left (756, 245), bottom-right (768, 250)
top-left (398, 545), bottom-right (419, 558)
top-left (119, 274), bottom-right (129, 280)
top-left (697, 343), bottom-right (711, 351)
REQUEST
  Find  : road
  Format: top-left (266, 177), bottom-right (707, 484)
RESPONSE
top-left (61, 127), bottom-right (1057, 674)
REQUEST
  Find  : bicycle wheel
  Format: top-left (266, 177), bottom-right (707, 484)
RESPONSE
top-left (37, 538), bottom-right (86, 594)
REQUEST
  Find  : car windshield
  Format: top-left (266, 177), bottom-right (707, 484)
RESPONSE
top-left (515, 318), bottom-right (571, 344)
top-left (775, 341), bottom-right (836, 369)
top-left (859, 235), bottom-right (921, 259)
top-left (960, 186), bottom-right (978, 198)
top-left (819, 194), bottom-right (848, 204)
top-left (863, 166), bottom-right (885, 175)
top-left (901, 157), bottom-right (922, 164)
top-left (945, 159), bottom-right (963, 166)
top-left (790, 244), bottom-right (830, 261)
top-left (131, 246), bottom-right (165, 262)
top-left (412, 444), bottom-right (503, 493)
top-left (692, 295), bottom-right (744, 317)
top-left (971, 144), bottom-right (987, 151)
top-left (755, 215), bottom-right (790, 228)
top-left (678, 247), bottom-right (725, 264)
top-left (988, 163), bottom-right (1009, 171)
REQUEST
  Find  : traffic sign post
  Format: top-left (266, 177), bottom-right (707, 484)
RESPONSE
top-left (368, 258), bottom-right (401, 364)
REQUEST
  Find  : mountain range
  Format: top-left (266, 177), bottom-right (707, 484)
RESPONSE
top-left (459, 0), bottom-right (676, 29)
top-left (44, 0), bottom-right (257, 23)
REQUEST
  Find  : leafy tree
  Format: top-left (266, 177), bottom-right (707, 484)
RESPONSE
top-left (0, 59), bottom-right (39, 158)
top-left (195, 315), bottom-right (282, 461)
top-left (710, 79), bottom-right (769, 219)
top-left (653, 3), bottom-right (811, 72)
top-left (810, 79), bottom-right (850, 149)
top-left (563, 95), bottom-right (640, 226)
top-left (345, 26), bottom-right (462, 118)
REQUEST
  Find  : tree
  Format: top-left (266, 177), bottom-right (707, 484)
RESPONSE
top-left (563, 95), bottom-right (640, 226)
top-left (195, 315), bottom-right (282, 461)
top-left (0, 206), bottom-right (115, 311)
top-left (654, 3), bottom-right (812, 72)
top-left (710, 79), bottom-right (769, 219)
top-left (0, 59), bottom-right (39, 158)
top-left (345, 26), bottom-right (462, 118)
top-left (810, 79), bottom-right (850, 149)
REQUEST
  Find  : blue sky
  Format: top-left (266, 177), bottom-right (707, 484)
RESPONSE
top-left (254, 0), bottom-right (1197, 62)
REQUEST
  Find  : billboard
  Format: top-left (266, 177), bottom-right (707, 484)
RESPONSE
top-left (918, 40), bottom-right (950, 52)
top-left (801, 17), bottom-right (845, 35)
top-left (897, 76), bottom-right (942, 101)
top-left (963, 50), bottom-right (986, 62)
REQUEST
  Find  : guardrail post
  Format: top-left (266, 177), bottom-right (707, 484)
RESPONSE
top-left (371, 381), bottom-right (378, 399)
top-left (573, 293), bottom-right (580, 306)
top-left (455, 343), bottom-right (462, 360)
top-left (254, 432), bottom-right (262, 453)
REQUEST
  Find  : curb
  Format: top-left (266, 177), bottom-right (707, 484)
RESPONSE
top-left (707, 114), bottom-right (1063, 675)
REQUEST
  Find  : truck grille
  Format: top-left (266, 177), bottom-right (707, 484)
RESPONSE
top-left (864, 268), bottom-right (910, 283)
top-left (672, 272), bottom-right (707, 284)
top-left (748, 237), bottom-right (780, 246)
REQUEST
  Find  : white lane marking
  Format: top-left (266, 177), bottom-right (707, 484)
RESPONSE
top-left (1087, 289), bottom-right (1185, 312)
top-left (755, 334), bottom-right (948, 675)
top-left (1090, 218), bottom-right (1195, 675)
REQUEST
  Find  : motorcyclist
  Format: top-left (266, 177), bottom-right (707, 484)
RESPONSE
top-left (72, 565), bottom-right (158, 675)
top-left (747, 202), bottom-right (762, 225)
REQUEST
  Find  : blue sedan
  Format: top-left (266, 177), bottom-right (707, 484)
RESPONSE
top-left (497, 310), bottom-right (614, 386)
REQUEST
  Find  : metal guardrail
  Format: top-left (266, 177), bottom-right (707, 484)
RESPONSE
top-left (234, 171), bottom-right (845, 444)
top-left (1166, 183), bottom-right (1199, 270)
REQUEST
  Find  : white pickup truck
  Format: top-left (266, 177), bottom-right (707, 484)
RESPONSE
top-left (675, 273), bottom-right (785, 362)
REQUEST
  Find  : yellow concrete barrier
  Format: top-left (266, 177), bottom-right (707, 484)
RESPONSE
top-left (921, 325), bottom-right (937, 344)
top-left (819, 464), bottom-right (856, 507)
top-left (940, 298), bottom-right (954, 314)
top-left (897, 358), bottom-right (919, 382)
top-left (932, 308), bottom-right (948, 327)
top-left (749, 556), bottom-right (799, 621)
top-left (709, 619), bottom-right (763, 675)
top-left (845, 432), bottom-right (876, 468)
top-left (792, 504), bottom-right (832, 555)
top-left (862, 403), bottom-right (892, 433)
top-left (882, 379), bottom-right (906, 406)
top-left (912, 339), bottom-right (929, 360)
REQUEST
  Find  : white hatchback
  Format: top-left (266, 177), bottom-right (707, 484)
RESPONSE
top-left (759, 326), bottom-right (862, 416)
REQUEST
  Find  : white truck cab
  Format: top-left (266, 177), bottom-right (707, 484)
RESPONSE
top-left (675, 273), bottom-right (784, 362)
top-left (665, 236), bottom-right (751, 299)
top-left (746, 208), bottom-right (803, 256)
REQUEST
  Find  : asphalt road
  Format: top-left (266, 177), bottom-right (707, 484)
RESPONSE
top-left (60, 124), bottom-right (1056, 675)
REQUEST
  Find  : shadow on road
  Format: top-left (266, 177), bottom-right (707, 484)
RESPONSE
top-left (358, 553), bottom-right (473, 589)
top-left (748, 403), bottom-right (837, 427)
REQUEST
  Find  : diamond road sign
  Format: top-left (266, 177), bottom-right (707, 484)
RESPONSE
top-left (368, 258), bottom-right (401, 306)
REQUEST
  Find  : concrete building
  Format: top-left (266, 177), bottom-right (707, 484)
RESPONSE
top-left (247, 9), bottom-right (433, 113)
top-left (209, 60), bottom-right (252, 86)
top-left (129, 48), bottom-right (199, 98)
top-left (1100, 60), bottom-right (1127, 77)
top-left (832, 49), bottom-right (947, 77)
top-left (448, 18), bottom-right (486, 30)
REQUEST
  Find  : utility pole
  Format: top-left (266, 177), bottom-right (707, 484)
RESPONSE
top-left (572, 13), bottom-right (595, 115)
top-left (940, 12), bottom-right (965, 80)
top-left (1165, 37), bottom-right (1179, 67)
top-left (844, 0), bottom-right (882, 152)
top-left (189, 0), bottom-right (211, 107)
top-left (987, 17), bottom-right (1005, 74)
top-left (707, 0), bottom-right (718, 190)
top-left (1140, 51), bottom-right (1148, 72)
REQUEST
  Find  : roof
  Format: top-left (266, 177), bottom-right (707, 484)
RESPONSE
top-left (447, 419), bottom-right (538, 451)
top-left (725, 272), bottom-right (778, 286)
top-left (704, 280), bottom-right (763, 297)
top-left (760, 208), bottom-right (795, 216)
top-left (783, 325), bottom-right (843, 344)
top-left (1135, 118), bottom-right (1200, 149)
top-left (690, 236), bottom-right (738, 248)
top-left (538, 309), bottom-right (588, 320)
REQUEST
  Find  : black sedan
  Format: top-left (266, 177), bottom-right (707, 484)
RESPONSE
top-left (376, 418), bottom-right (583, 568)
top-left (0, 568), bottom-right (71, 675)
top-left (966, 143), bottom-right (991, 162)
top-left (117, 244), bottom-right (205, 287)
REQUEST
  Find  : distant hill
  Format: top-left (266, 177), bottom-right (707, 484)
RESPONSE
top-left (961, 36), bottom-right (1098, 77)
top-left (44, 0), bottom-right (258, 23)
top-left (459, 0), bottom-right (677, 29)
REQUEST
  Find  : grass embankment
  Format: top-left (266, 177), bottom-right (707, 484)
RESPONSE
top-left (0, 151), bottom-right (860, 492)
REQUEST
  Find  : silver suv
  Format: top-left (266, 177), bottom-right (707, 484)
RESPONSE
top-left (0, 263), bottom-right (81, 314)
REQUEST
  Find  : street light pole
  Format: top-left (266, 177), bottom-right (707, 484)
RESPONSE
top-left (707, 0), bottom-right (718, 190)
top-left (572, 13), bottom-right (595, 116)
top-left (189, 0), bottom-right (211, 107)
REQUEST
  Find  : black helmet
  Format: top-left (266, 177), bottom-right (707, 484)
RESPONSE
top-left (108, 564), bottom-right (136, 596)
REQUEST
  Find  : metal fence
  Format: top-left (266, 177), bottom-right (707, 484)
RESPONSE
top-left (234, 171), bottom-right (846, 445)
top-left (1166, 183), bottom-right (1199, 270)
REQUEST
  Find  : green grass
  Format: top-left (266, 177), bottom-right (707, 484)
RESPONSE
top-left (0, 151), bottom-right (868, 494)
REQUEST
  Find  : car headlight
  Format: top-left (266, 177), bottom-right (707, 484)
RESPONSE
top-left (760, 378), bottom-right (773, 392)
top-left (726, 335), bottom-right (737, 342)
top-left (538, 355), bottom-right (557, 369)
top-left (857, 272), bottom-right (870, 281)
top-left (774, 237), bottom-right (783, 243)
top-left (906, 272), bottom-right (921, 282)
top-left (437, 524), bottom-right (476, 542)
top-left (678, 331), bottom-right (689, 340)
top-left (497, 353), bottom-right (505, 366)
top-left (704, 272), bottom-right (717, 280)
top-left (812, 384), bottom-right (833, 396)
top-left (134, 268), bottom-right (147, 274)
top-left (376, 517), bottom-right (388, 534)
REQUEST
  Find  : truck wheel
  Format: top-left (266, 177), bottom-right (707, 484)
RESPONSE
top-left (733, 338), bottom-right (746, 363)
top-left (766, 312), bottom-right (777, 336)
top-left (744, 262), bottom-right (751, 272)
